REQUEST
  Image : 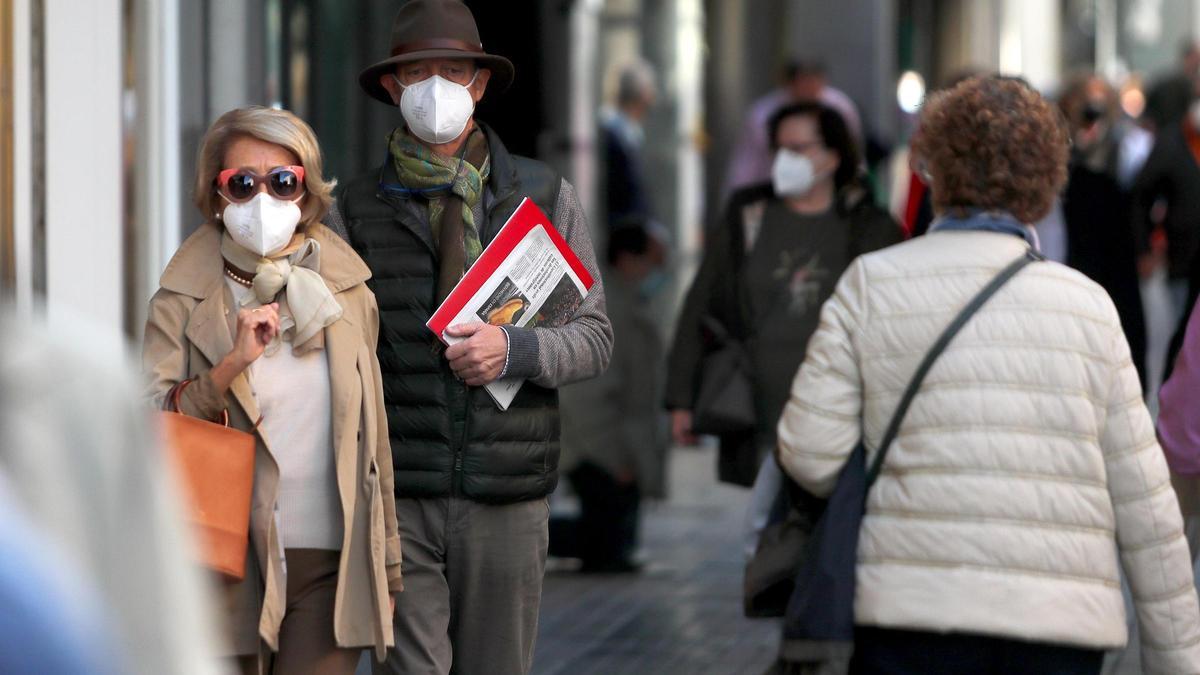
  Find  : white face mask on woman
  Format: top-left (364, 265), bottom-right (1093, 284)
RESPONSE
top-left (395, 73), bottom-right (478, 145)
top-left (223, 192), bottom-right (303, 257)
top-left (772, 149), bottom-right (830, 198)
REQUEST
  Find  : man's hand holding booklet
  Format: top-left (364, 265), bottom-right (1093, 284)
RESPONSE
top-left (426, 198), bottom-right (595, 410)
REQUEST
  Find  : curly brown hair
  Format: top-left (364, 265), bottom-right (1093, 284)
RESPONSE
top-left (912, 75), bottom-right (1069, 223)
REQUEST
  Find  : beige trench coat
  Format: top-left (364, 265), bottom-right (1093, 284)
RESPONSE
top-left (142, 221), bottom-right (402, 662)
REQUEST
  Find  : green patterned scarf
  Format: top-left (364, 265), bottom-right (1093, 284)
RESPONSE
top-left (390, 127), bottom-right (491, 290)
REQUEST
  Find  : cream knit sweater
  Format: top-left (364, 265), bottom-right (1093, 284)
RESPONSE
top-left (228, 279), bottom-right (342, 550)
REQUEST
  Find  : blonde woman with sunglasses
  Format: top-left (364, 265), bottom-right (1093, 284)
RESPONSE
top-left (142, 106), bottom-right (402, 674)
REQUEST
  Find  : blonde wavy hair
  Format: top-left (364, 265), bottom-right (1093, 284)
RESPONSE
top-left (193, 106), bottom-right (335, 229)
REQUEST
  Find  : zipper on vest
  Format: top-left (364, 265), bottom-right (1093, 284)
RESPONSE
top-left (452, 382), bottom-right (470, 495)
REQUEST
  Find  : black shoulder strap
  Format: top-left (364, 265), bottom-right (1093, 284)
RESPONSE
top-left (865, 249), bottom-right (1043, 487)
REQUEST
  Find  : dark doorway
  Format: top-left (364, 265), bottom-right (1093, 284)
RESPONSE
top-left (465, 1), bottom-right (546, 159)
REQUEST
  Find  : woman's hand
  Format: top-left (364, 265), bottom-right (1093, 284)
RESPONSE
top-left (233, 304), bottom-right (281, 364)
top-left (211, 303), bottom-right (280, 394)
top-left (671, 409), bottom-right (698, 446)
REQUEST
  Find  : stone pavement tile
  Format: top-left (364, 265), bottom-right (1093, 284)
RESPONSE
top-left (533, 447), bottom-right (777, 675)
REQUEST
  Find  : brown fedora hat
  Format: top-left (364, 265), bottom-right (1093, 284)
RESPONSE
top-left (358, 0), bottom-right (515, 105)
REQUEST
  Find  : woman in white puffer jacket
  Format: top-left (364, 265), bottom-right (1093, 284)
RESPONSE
top-left (777, 75), bottom-right (1200, 675)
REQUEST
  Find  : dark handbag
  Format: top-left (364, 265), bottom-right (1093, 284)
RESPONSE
top-left (691, 315), bottom-right (756, 435)
top-left (744, 484), bottom-right (821, 617)
top-left (783, 250), bottom-right (1041, 641)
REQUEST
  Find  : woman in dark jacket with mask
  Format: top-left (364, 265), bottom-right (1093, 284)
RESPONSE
top-left (665, 102), bottom-right (901, 486)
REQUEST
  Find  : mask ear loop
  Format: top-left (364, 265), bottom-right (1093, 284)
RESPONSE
top-left (391, 74), bottom-right (406, 100)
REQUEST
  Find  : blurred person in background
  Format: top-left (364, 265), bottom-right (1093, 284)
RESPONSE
top-left (142, 106), bottom-right (402, 674)
top-left (601, 60), bottom-right (657, 230)
top-left (726, 59), bottom-right (864, 194)
top-left (335, 1), bottom-right (612, 673)
top-left (0, 469), bottom-right (122, 674)
top-left (1130, 76), bottom-right (1200, 324)
top-left (553, 219), bottom-right (670, 574)
top-left (1164, 234), bottom-right (1200, 386)
top-left (890, 69), bottom-right (982, 239)
top-left (1159, 296), bottom-right (1200, 560)
top-left (1, 305), bottom-right (223, 675)
top-left (1143, 39), bottom-right (1200, 133)
top-left (667, 101), bottom-right (900, 489)
top-left (1058, 73), bottom-right (1149, 388)
top-left (777, 74), bottom-right (1200, 675)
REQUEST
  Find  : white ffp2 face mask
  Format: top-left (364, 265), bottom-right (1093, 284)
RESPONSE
top-left (396, 73), bottom-right (478, 145)
top-left (223, 192), bottom-right (303, 257)
top-left (772, 149), bottom-right (824, 197)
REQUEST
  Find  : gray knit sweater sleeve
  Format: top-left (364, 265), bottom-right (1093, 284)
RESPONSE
top-left (502, 179), bottom-right (613, 388)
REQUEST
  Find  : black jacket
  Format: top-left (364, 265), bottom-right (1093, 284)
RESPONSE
top-left (338, 125), bottom-right (563, 504)
top-left (1131, 123), bottom-right (1200, 280)
top-left (1063, 155), bottom-right (1147, 387)
top-left (664, 183), bottom-right (902, 486)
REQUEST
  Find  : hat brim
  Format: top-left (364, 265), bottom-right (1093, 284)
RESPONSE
top-left (358, 49), bottom-right (515, 105)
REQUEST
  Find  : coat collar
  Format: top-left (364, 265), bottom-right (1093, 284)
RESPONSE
top-left (159, 221), bottom-right (372, 299)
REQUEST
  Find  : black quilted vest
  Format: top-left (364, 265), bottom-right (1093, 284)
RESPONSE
top-left (340, 125), bottom-right (562, 504)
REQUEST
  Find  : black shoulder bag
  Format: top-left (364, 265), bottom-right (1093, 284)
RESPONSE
top-left (691, 266), bottom-right (794, 436)
top-left (783, 249), bottom-right (1041, 641)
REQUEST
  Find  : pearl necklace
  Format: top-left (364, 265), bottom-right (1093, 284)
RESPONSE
top-left (224, 264), bottom-right (254, 287)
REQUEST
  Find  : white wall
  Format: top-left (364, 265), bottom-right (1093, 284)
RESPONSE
top-left (11, 0), bottom-right (32, 314)
top-left (131, 0), bottom-right (182, 336)
top-left (42, 0), bottom-right (124, 339)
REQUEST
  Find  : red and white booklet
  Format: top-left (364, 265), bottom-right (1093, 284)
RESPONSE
top-left (427, 197), bottom-right (595, 410)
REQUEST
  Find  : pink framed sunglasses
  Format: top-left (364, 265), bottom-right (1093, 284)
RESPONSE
top-left (216, 165), bottom-right (306, 203)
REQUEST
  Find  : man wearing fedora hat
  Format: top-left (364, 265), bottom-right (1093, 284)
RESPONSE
top-left (334, 1), bottom-right (612, 674)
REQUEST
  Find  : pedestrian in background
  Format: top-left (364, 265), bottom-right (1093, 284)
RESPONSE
top-left (335, 1), bottom-right (613, 673)
top-left (601, 60), bottom-right (657, 230)
top-left (1143, 39), bottom-right (1200, 133)
top-left (1131, 74), bottom-right (1200, 323)
top-left (1058, 73), bottom-right (1149, 387)
top-left (554, 218), bottom-right (669, 573)
top-left (1159, 295), bottom-right (1200, 558)
top-left (725, 59), bottom-right (863, 194)
top-left (778, 74), bottom-right (1200, 675)
top-left (143, 106), bottom-right (402, 673)
top-left (667, 101), bottom-right (900, 488)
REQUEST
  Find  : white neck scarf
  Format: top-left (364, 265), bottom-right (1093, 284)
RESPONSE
top-left (220, 232), bottom-right (343, 354)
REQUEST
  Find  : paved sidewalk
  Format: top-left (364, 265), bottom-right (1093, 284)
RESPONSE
top-left (356, 442), bottom-right (1155, 674)
top-left (356, 446), bottom-right (776, 675)
top-left (532, 446), bottom-right (777, 675)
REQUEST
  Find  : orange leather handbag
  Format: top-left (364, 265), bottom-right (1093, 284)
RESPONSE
top-left (159, 380), bottom-right (256, 581)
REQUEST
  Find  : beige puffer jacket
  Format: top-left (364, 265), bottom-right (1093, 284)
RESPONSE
top-left (777, 231), bottom-right (1200, 674)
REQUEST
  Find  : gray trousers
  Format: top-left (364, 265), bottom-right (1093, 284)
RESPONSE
top-left (375, 496), bottom-right (549, 675)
